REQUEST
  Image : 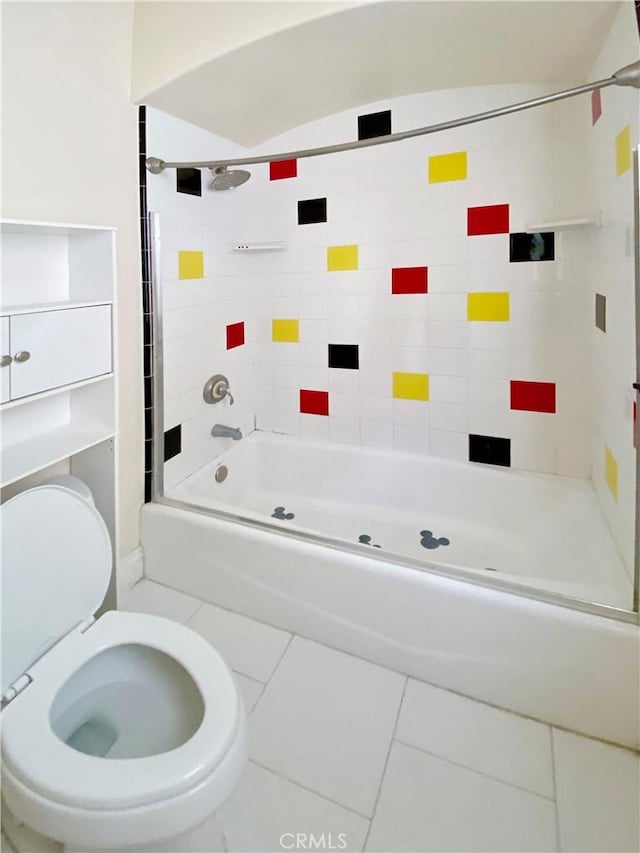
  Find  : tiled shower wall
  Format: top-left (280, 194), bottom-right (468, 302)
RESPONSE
top-left (583, 3), bottom-right (639, 575)
top-left (146, 66), bottom-right (636, 555)
top-left (146, 108), bottom-right (263, 489)
top-left (247, 84), bottom-right (593, 475)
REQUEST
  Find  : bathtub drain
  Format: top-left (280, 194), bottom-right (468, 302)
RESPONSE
top-left (215, 465), bottom-right (229, 483)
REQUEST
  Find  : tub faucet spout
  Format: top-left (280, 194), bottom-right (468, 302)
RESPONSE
top-left (211, 423), bottom-right (242, 440)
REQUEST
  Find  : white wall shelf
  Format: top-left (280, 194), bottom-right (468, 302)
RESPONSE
top-left (1, 424), bottom-right (117, 488)
top-left (0, 299), bottom-right (113, 317)
top-left (525, 214), bottom-right (602, 230)
top-left (0, 372), bottom-right (114, 411)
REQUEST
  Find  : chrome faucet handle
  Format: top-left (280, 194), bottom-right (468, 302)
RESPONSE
top-left (203, 374), bottom-right (234, 405)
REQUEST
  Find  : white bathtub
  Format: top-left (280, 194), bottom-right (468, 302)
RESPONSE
top-left (141, 432), bottom-right (640, 749)
top-left (169, 431), bottom-right (631, 608)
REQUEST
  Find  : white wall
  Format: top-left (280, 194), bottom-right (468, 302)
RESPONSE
top-left (1, 2), bottom-right (143, 558)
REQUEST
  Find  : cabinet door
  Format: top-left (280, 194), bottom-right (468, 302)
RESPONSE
top-left (0, 316), bottom-right (10, 403)
top-left (9, 306), bottom-right (112, 400)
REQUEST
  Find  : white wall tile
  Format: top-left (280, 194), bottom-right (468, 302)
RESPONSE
top-left (394, 424), bottom-right (430, 455)
top-left (429, 375), bottom-right (467, 404)
top-left (360, 419), bottom-right (394, 449)
top-left (429, 429), bottom-right (469, 461)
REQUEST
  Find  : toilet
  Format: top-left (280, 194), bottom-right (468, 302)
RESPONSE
top-left (0, 484), bottom-right (247, 852)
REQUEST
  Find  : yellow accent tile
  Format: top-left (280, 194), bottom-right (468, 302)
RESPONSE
top-left (178, 250), bottom-right (204, 280)
top-left (327, 244), bottom-right (359, 271)
top-left (428, 151), bottom-right (468, 183)
top-left (272, 318), bottom-right (299, 343)
top-left (615, 125), bottom-right (631, 177)
top-left (392, 372), bottom-right (429, 401)
top-left (605, 446), bottom-right (618, 500)
top-left (467, 292), bottom-right (510, 322)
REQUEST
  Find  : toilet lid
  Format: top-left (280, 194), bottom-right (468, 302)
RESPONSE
top-left (1, 486), bottom-right (112, 696)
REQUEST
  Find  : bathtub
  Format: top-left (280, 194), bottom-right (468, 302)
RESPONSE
top-left (141, 431), bottom-right (640, 749)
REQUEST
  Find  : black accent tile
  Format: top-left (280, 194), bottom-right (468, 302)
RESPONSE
top-left (358, 109), bottom-right (391, 140)
top-left (469, 434), bottom-right (511, 467)
top-left (176, 167), bottom-right (202, 197)
top-left (595, 293), bottom-right (606, 332)
top-left (144, 406), bottom-right (154, 438)
top-left (143, 376), bottom-right (154, 408)
top-left (510, 232), bottom-right (555, 262)
top-left (164, 425), bottom-right (182, 462)
top-left (298, 197), bottom-right (327, 225)
top-left (143, 344), bottom-right (154, 378)
top-left (144, 474), bottom-right (153, 503)
top-left (144, 438), bottom-right (154, 470)
top-left (142, 312), bottom-right (154, 345)
top-left (328, 343), bottom-right (359, 370)
top-left (141, 279), bottom-right (153, 315)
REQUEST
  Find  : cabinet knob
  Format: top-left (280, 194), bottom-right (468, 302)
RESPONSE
top-left (14, 351), bottom-right (31, 363)
top-left (0, 354), bottom-right (12, 367)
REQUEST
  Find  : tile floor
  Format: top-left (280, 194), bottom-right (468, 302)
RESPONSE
top-left (120, 580), bottom-right (640, 853)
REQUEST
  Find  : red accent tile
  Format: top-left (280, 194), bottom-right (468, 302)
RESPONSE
top-left (591, 89), bottom-right (602, 125)
top-left (300, 389), bottom-right (329, 416)
top-left (467, 204), bottom-right (510, 236)
top-left (269, 159), bottom-right (297, 180)
top-left (392, 266), bottom-right (428, 294)
top-left (226, 321), bottom-right (245, 350)
top-left (510, 380), bottom-right (556, 414)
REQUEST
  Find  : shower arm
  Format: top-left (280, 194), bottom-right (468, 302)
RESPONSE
top-left (146, 61), bottom-right (640, 174)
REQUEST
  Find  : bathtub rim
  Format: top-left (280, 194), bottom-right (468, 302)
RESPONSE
top-left (154, 495), bottom-right (639, 626)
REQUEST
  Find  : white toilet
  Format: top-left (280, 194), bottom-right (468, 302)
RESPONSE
top-left (1, 484), bottom-right (247, 852)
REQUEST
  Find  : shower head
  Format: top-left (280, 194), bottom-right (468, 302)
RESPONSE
top-left (209, 166), bottom-right (251, 190)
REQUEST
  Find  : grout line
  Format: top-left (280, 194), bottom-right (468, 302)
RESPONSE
top-left (127, 579), bottom-right (640, 755)
top-left (550, 728), bottom-right (563, 853)
top-left (248, 758), bottom-right (372, 822)
top-left (362, 676), bottom-right (408, 851)
top-left (393, 737), bottom-right (556, 803)
top-left (261, 632), bottom-right (294, 690)
top-left (233, 670), bottom-right (266, 715)
top-left (184, 599), bottom-right (207, 624)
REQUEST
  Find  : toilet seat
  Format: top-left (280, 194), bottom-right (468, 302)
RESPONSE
top-left (1, 609), bottom-right (240, 811)
top-left (1, 485), bottom-right (248, 850)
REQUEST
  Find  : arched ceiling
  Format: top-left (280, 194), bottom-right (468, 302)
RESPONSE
top-left (136, 0), bottom-right (622, 147)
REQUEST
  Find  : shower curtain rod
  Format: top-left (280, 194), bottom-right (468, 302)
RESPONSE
top-left (146, 60), bottom-right (640, 174)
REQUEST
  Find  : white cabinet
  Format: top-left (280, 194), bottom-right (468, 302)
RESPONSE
top-left (8, 305), bottom-right (112, 400)
top-left (1, 317), bottom-right (10, 404)
top-left (0, 220), bottom-right (117, 493)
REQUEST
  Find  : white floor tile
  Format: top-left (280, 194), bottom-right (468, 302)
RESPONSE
top-left (397, 679), bottom-right (554, 797)
top-left (118, 579), bottom-right (202, 624)
top-left (187, 602), bottom-right (291, 682)
top-left (366, 742), bottom-right (557, 852)
top-left (553, 729), bottom-right (640, 852)
top-left (249, 637), bottom-right (405, 816)
top-left (220, 762), bottom-right (369, 853)
top-left (235, 672), bottom-right (265, 715)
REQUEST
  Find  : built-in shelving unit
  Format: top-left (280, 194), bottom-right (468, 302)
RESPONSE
top-left (0, 219), bottom-right (119, 606)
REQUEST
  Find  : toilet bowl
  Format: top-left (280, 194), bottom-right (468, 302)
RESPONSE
top-left (1, 485), bottom-right (247, 852)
